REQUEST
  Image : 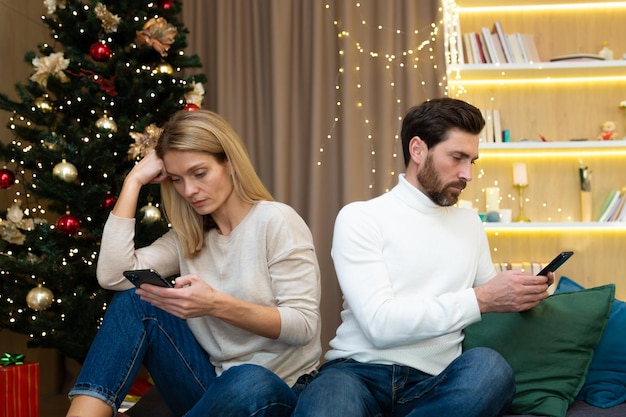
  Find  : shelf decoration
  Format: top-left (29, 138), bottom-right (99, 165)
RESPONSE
top-left (513, 162), bottom-right (530, 222)
top-left (579, 162), bottom-right (592, 222)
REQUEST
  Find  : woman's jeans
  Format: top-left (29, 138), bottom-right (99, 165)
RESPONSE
top-left (69, 289), bottom-right (297, 417)
top-left (292, 347), bottom-right (515, 417)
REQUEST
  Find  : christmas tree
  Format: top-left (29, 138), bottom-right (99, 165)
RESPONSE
top-left (0, 0), bottom-right (206, 362)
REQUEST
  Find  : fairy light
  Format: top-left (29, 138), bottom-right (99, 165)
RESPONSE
top-left (321, 2), bottom-right (446, 192)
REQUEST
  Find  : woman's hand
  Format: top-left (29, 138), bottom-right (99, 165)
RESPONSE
top-left (136, 274), bottom-right (282, 339)
top-left (127, 151), bottom-right (168, 187)
top-left (113, 151), bottom-right (167, 218)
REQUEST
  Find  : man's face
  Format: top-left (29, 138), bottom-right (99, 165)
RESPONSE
top-left (416, 129), bottom-right (479, 206)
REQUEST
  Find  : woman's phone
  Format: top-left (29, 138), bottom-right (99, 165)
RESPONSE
top-left (123, 269), bottom-right (173, 288)
top-left (537, 251), bottom-right (574, 276)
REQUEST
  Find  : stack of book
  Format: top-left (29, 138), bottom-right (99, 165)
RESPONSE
top-left (479, 108), bottom-right (503, 143)
top-left (596, 188), bottom-right (626, 222)
top-left (463, 21), bottom-right (541, 64)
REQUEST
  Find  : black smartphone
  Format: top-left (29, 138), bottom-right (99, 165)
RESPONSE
top-left (123, 269), bottom-right (173, 288)
top-left (537, 251), bottom-right (574, 276)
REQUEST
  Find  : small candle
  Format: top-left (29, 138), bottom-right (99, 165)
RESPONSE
top-left (513, 163), bottom-right (528, 186)
top-left (485, 187), bottom-right (500, 212)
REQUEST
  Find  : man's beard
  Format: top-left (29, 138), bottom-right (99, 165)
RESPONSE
top-left (417, 155), bottom-right (466, 207)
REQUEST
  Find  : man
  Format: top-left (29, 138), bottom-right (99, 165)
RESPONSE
top-left (293, 98), bottom-right (554, 417)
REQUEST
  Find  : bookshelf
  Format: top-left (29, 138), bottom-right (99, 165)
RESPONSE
top-left (443, 1), bottom-right (626, 298)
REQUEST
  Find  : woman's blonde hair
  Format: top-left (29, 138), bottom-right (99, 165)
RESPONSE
top-left (155, 109), bottom-right (273, 257)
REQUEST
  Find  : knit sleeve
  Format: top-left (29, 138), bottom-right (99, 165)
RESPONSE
top-left (96, 213), bottom-right (180, 290)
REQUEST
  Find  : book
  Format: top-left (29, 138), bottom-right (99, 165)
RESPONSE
top-left (463, 33), bottom-right (475, 64)
top-left (481, 27), bottom-right (500, 64)
top-left (492, 109), bottom-right (503, 143)
top-left (492, 21), bottom-right (513, 63)
top-left (479, 110), bottom-right (487, 142)
top-left (485, 109), bottom-right (494, 142)
top-left (490, 32), bottom-right (507, 63)
top-left (597, 189), bottom-right (620, 222)
top-left (507, 33), bottom-right (525, 63)
top-left (514, 33), bottom-right (530, 63)
top-left (477, 32), bottom-right (492, 63)
top-left (550, 53), bottom-right (605, 62)
top-left (521, 33), bottom-right (541, 62)
top-left (471, 32), bottom-right (487, 63)
top-left (608, 188), bottom-right (626, 221)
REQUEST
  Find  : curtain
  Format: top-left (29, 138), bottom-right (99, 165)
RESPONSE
top-left (183, 0), bottom-right (445, 352)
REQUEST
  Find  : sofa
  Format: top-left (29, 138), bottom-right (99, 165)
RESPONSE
top-left (126, 276), bottom-right (626, 417)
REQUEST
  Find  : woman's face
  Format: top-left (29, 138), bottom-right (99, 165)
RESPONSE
top-left (162, 150), bottom-right (235, 216)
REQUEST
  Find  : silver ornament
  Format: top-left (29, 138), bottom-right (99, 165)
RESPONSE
top-left (140, 203), bottom-right (161, 223)
top-left (26, 284), bottom-right (54, 311)
top-left (53, 159), bottom-right (78, 182)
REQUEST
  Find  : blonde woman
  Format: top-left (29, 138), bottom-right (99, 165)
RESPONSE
top-left (66, 110), bottom-right (321, 417)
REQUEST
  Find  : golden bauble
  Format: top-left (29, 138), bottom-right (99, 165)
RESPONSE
top-left (26, 284), bottom-right (54, 311)
top-left (140, 203), bottom-right (162, 223)
top-left (34, 96), bottom-right (54, 113)
top-left (53, 159), bottom-right (78, 182)
top-left (156, 62), bottom-right (174, 75)
top-left (95, 115), bottom-right (118, 133)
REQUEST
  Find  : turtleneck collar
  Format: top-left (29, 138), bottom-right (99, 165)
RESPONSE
top-left (392, 173), bottom-right (445, 214)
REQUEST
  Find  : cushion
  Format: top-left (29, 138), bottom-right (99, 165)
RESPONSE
top-left (554, 276), bottom-right (626, 408)
top-left (463, 284), bottom-right (614, 417)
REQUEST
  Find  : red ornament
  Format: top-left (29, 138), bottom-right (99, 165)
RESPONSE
top-left (158, 0), bottom-right (174, 9)
top-left (0, 168), bottom-right (16, 189)
top-left (101, 195), bottom-right (117, 210)
top-left (184, 103), bottom-right (199, 112)
top-left (56, 214), bottom-right (81, 235)
top-left (90, 42), bottom-right (112, 62)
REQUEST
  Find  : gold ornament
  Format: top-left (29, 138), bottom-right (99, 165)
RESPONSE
top-left (26, 284), bottom-right (54, 311)
top-left (140, 203), bottom-right (161, 223)
top-left (34, 96), bottom-right (54, 113)
top-left (155, 62), bottom-right (174, 75)
top-left (53, 159), bottom-right (78, 182)
top-left (95, 115), bottom-right (118, 133)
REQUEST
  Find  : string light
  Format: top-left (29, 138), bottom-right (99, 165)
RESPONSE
top-left (321, 2), bottom-right (446, 192)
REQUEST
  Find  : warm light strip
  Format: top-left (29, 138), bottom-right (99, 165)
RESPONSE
top-left (478, 149), bottom-right (626, 158)
top-left (459, 2), bottom-right (626, 13)
top-left (449, 76), bottom-right (626, 85)
top-left (485, 223), bottom-right (626, 232)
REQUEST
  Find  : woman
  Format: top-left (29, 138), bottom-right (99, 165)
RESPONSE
top-left (66, 110), bottom-right (322, 417)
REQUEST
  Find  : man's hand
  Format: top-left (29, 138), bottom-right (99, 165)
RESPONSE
top-left (474, 270), bottom-right (554, 313)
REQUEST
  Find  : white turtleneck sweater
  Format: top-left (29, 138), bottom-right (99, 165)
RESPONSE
top-left (326, 174), bottom-right (496, 375)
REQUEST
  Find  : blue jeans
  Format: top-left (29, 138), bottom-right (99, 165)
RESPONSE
top-left (69, 289), bottom-right (297, 417)
top-left (292, 347), bottom-right (515, 417)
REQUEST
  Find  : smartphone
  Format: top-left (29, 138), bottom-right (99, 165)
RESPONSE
top-left (537, 251), bottom-right (574, 276)
top-left (123, 269), bottom-right (173, 288)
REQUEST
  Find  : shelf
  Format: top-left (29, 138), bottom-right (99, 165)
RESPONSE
top-left (479, 139), bottom-right (626, 150)
top-left (455, 1), bottom-right (626, 10)
top-left (447, 60), bottom-right (626, 83)
top-left (483, 222), bottom-right (626, 231)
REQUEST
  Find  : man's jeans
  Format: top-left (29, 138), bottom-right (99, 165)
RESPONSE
top-left (293, 348), bottom-right (515, 417)
top-left (69, 289), bottom-right (297, 417)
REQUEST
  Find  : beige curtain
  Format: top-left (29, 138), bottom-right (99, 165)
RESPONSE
top-left (183, 0), bottom-right (446, 351)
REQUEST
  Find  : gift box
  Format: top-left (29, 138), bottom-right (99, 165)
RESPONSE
top-left (1, 355), bottom-right (39, 417)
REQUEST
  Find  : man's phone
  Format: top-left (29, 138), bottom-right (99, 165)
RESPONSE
top-left (537, 251), bottom-right (574, 276)
top-left (123, 269), bottom-right (173, 288)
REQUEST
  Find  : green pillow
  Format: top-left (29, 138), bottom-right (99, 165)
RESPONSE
top-left (463, 284), bottom-right (614, 417)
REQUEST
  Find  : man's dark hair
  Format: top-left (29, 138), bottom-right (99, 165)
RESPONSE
top-left (400, 97), bottom-right (485, 166)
